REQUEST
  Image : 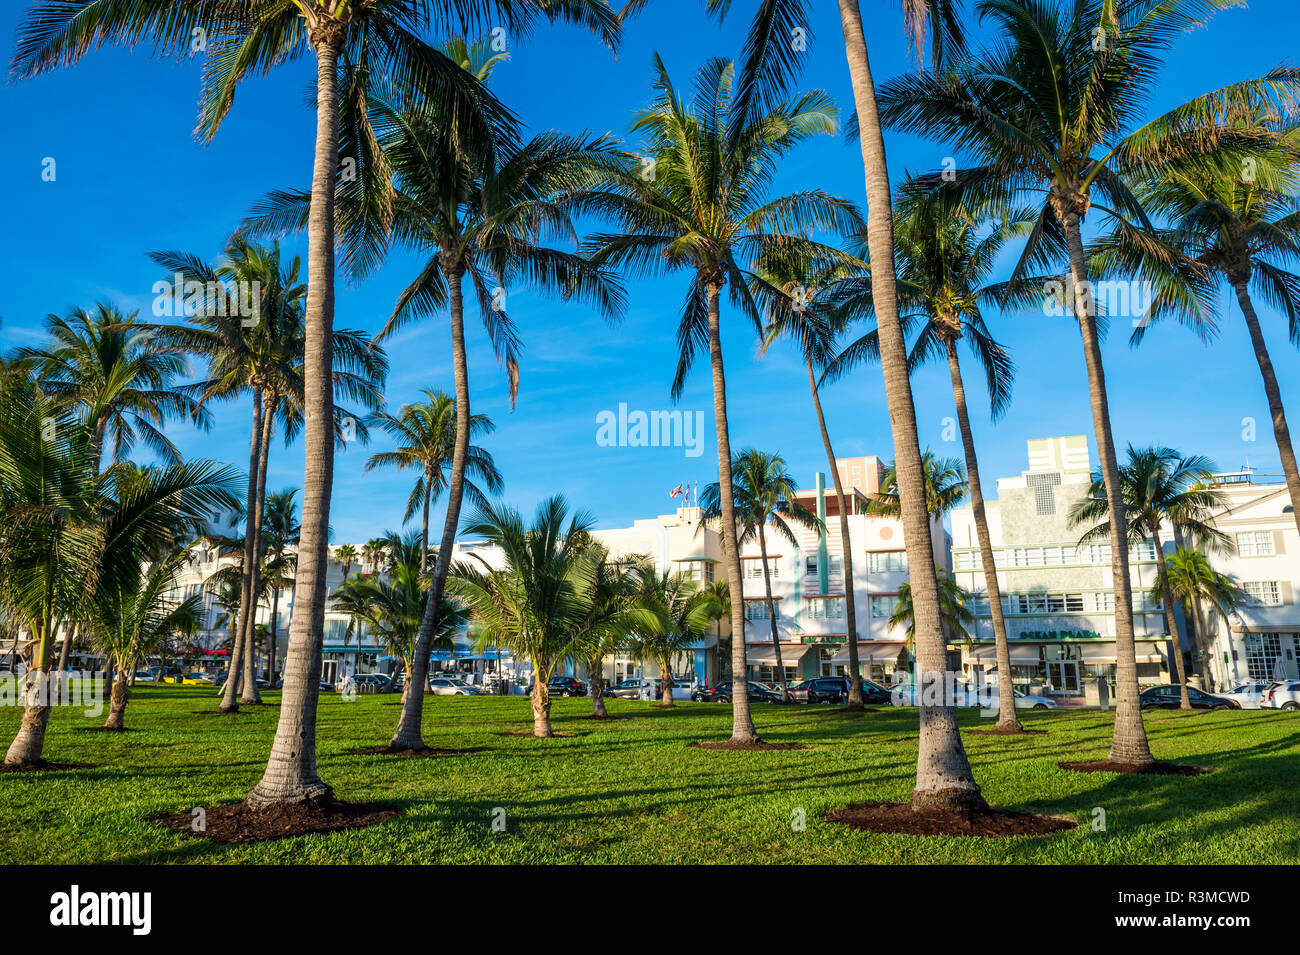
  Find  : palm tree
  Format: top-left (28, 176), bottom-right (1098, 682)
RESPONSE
top-left (362, 539), bottom-right (387, 576)
top-left (13, 0), bottom-right (620, 807)
top-left (1070, 446), bottom-right (1227, 709)
top-left (91, 551), bottom-right (202, 731)
top-left (261, 488), bottom-right (301, 683)
top-left (448, 496), bottom-right (598, 738)
top-left (890, 569), bottom-right (976, 646)
top-left (868, 451), bottom-right (967, 523)
top-left (567, 547), bottom-right (644, 718)
top-left (150, 237), bottom-right (386, 710)
top-left (334, 543), bottom-right (358, 580)
top-left (0, 387), bottom-right (240, 767)
top-left (878, 0), bottom-right (1300, 770)
top-left (826, 183), bottom-right (1055, 730)
top-left (1160, 547), bottom-right (1238, 691)
top-left (700, 449), bottom-right (821, 701)
top-left (13, 303), bottom-right (208, 473)
top-left (629, 567), bottom-right (717, 707)
top-left (365, 391), bottom-right (502, 574)
top-left (1124, 132), bottom-right (1300, 541)
top-left (586, 55), bottom-right (858, 742)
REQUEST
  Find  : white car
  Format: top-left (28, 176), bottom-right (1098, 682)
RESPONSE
top-left (982, 688), bottom-right (1058, 710)
top-left (1260, 679), bottom-right (1300, 710)
top-left (640, 679), bottom-right (695, 702)
top-left (1219, 681), bottom-right (1271, 709)
top-left (428, 677), bottom-right (480, 696)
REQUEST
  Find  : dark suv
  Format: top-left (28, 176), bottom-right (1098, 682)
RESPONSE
top-left (1139, 684), bottom-right (1240, 710)
top-left (788, 677), bottom-right (893, 704)
top-left (547, 676), bottom-right (588, 697)
top-left (694, 681), bottom-right (781, 704)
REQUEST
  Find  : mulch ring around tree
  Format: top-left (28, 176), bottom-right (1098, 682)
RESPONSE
top-left (691, 740), bottom-right (808, 751)
top-left (827, 801), bottom-right (1077, 837)
top-left (1058, 759), bottom-right (1214, 776)
top-left (345, 744), bottom-right (479, 758)
top-left (967, 727), bottom-right (1049, 736)
top-left (0, 760), bottom-right (97, 774)
top-left (153, 800), bottom-right (403, 844)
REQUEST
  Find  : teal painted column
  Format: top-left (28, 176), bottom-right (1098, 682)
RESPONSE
top-left (816, 472), bottom-right (829, 595)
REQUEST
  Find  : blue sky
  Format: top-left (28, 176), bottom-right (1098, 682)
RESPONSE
top-left (2, 1), bottom-right (1298, 545)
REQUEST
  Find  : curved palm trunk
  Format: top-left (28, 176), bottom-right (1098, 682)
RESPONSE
top-left (392, 265), bottom-right (471, 749)
top-left (944, 340), bottom-right (1020, 731)
top-left (757, 523), bottom-right (787, 701)
top-left (1151, 526), bottom-right (1191, 709)
top-left (420, 469), bottom-right (432, 575)
top-left (221, 389), bottom-right (264, 713)
top-left (836, 0), bottom-right (982, 810)
top-left (807, 359), bottom-right (863, 707)
top-left (268, 584), bottom-right (281, 686)
top-left (104, 665), bottom-right (130, 730)
top-left (4, 614), bottom-right (53, 766)
top-left (1234, 281), bottom-right (1300, 539)
top-left (705, 280), bottom-right (757, 743)
top-left (246, 26), bottom-right (342, 807)
top-left (241, 394), bottom-right (276, 704)
top-left (1060, 208), bottom-right (1153, 766)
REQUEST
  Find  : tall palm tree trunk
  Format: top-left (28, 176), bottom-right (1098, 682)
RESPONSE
top-left (1151, 526), bottom-right (1191, 709)
top-left (246, 25), bottom-right (343, 807)
top-left (241, 394), bottom-right (275, 704)
top-left (705, 280), bottom-right (757, 743)
top-left (1060, 207), bottom-right (1152, 766)
top-left (420, 469), bottom-right (432, 575)
top-left (806, 360), bottom-right (863, 707)
top-left (268, 585), bottom-right (281, 685)
top-left (4, 613), bottom-right (53, 766)
top-left (1234, 282), bottom-right (1300, 539)
top-left (836, 0), bottom-right (981, 809)
top-left (220, 390), bottom-right (264, 713)
top-left (944, 339), bottom-right (1020, 731)
top-left (757, 523), bottom-right (787, 701)
top-left (1191, 594), bottom-right (1211, 689)
top-left (392, 264), bottom-right (471, 749)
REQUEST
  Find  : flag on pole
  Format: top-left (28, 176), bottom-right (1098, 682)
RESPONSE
top-left (670, 483), bottom-right (684, 500)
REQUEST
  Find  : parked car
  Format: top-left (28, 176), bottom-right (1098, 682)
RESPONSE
top-left (694, 681), bottom-right (782, 704)
top-left (788, 677), bottom-right (895, 705)
top-left (1139, 684), bottom-right (1240, 710)
top-left (1261, 679), bottom-right (1300, 710)
top-left (133, 670), bottom-right (157, 683)
top-left (1219, 681), bottom-right (1272, 709)
top-left (888, 682), bottom-right (993, 707)
top-left (428, 676), bottom-right (479, 696)
top-left (977, 687), bottom-right (1058, 710)
top-left (548, 676), bottom-right (588, 697)
top-left (640, 678), bottom-right (695, 702)
top-left (604, 678), bottom-right (647, 699)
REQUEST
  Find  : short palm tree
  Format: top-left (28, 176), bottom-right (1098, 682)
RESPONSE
top-left (1159, 547), bottom-right (1238, 690)
top-left (448, 496), bottom-right (598, 738)
top-left (12, 0), bottom-right (619, 808)
top-left (91, 552), bottom-right (202, 731)
top-left (13, 303), bottom-right (208, 473)
top-left (890, 569), bottom-right (976, 646)
top-left (0, 386), bottom-right (240, 767)
top-left (365, 390), bottom-right (502, 574)
top-left (1070, 446), bottom-right (1227, 709)
top-left (700, 449), bottom-right (821, 701)
top-left (334, 543), bottom-right (358, 580)
top-left (628, 568), bottom-right (717, 707)
top-left (879, 0), bottom-right (1300, 769)
top-left (586, 55), bottom-right (858, 741)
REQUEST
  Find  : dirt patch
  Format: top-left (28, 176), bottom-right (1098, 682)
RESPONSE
top-left (1059, 759), bottom-right (1214, 776)
top-left (501, 730), bottom-right (575, 738)
top-left (153, 799), bottom-right (402, 844)
top-left (346, 745), bottom-right (477, 757)
top-left (827, 801), bottom-right (1076, 837)
top-left (968, 727), bottom-right (1049, 736)
top-left (0, 760), bottom-right (96, 774)
top-left (692, 740), bottom-right (808, 751)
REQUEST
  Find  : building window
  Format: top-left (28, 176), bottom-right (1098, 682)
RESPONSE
top-left (743, 558), bottom-right (778, 579)
top-left (804, 597), bottom-right (844, 619)
top-left (1236, 531), bottom-right (1275, 557)
top-left (870, 595), bottom-right (899, 618)
top-left (1242, 581), bottom-right (1283, 606)
top-left (679, 560), bottom-right (715, 582)
top-left (868, 550), bottom-right (907, 573)
top-left (1244, 632), bottom-right (1283, 681)
top-left (805, 554), bottom-right (842, 577)
top-left (954, 551), bottom-right (980, 571)
top-left (1026, 471), bottom-right (1062, 515)
top-left (744, 600), bottom-right (779, 621)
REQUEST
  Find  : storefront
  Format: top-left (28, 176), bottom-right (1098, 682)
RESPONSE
top-left (820, 641), bottom-right (911, 683)
top-left (961, 630), bottom-right (1170, 695)
top-left (746, 642), bottom-right (814, 683)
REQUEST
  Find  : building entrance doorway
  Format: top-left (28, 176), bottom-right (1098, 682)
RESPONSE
top-left (1047, 660), bottom-right (1079, 693)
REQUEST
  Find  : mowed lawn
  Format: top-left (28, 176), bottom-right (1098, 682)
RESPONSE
top-left (1, 687), bottom-right (1297, 864)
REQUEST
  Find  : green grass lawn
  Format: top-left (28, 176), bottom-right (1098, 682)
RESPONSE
top-left (2, 687), bottom-right (1297, 863)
